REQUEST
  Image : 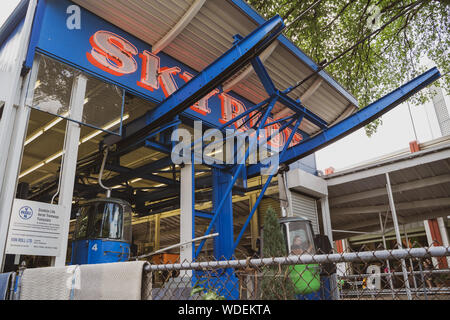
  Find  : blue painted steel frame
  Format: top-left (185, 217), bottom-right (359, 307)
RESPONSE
top-left (212, 168), bottom-right (234, 260)
top-left (195, 67), bottom-right (440, 260)
top-left (247, 67), bottom-right (441, 177)
top-left (250, 56), bottom-right (328, 130)
top-left (233, 115), bottom-right (304, 250)
top-left (24, 0), bottom-right (45, 69)
top-left (194, 97), bottom-right (278, 258)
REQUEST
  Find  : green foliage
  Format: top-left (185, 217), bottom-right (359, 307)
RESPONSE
top-left (260, 206), bottom-right (296, 300)
top-left (190, 280), bottom-right (226, 300)
top-left (247, 0), bottom-right (449, 136)
top-left (262, 206), bottom-right (288, 257)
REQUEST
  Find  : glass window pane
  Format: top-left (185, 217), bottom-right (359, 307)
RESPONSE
top-left (83, 75), bottom-right (124, 134)
top-left (32, 54), bottom-right (125, 135)
top-left (122, 205), bottom-right (132, 243)
top-left (89, 204), bottom-right (104, 239)
top-left (101, 203), bottom-right (123, 240)
top-left (289, 221), bottom-right (315, 255)
top-left (74, 205), bottom-right (94, 240)
top-left (32, 54), bottom-right (75, 117)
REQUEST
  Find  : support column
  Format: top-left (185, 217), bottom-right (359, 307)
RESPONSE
top-left (154, 214), bottom-right (161, 251)
top-left (385, 172), bottom-right (412, 300)
top-left (278, 172), bottom-right (290, 218)
top-left (335, 239), bottom-right (350, 275)
top-left (437, 218), bottom-right (450, 267)
top-left (320, 195), bottom-right (338, 300)
top-left (249, 193), bottom-right (259, 253)
top-left (212, 168), bottom-right (234, 260)
top-left (332, 239), bottom-right (348, 300)
top-left (403, 225), bottom-right (418, 290)
top-left (379, 213), bottom-right (395, 298)
top-left (320, 196), bottom-right (333, 245)
top-left (424, 218), bottom-right (449, 269)
top-left (211, 168), bottom-right (239, 300)
top-left (0, 0), bottom-right (37, 195)
top-left (180, 163), bottom-right (194, 272)
top-left (54, 74), bottom-right (87, 267)
top-left (0, 57), bottom-right (40, 270)
top-left (423, 220), bottom-right (437, 268)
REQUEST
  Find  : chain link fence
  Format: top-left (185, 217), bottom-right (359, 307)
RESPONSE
top-left (142, 246), bottom-right (450, 300)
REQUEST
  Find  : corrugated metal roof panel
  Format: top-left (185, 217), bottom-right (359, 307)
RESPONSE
top-left (328, 155), bottom-right (450, 235)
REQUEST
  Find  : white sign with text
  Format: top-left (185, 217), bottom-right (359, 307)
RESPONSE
top-left (5, 199), bottom-right (65, 256)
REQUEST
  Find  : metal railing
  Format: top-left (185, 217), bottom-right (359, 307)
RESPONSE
top-left (143, 246), bottom-right (450, 300)
top-left (3, 246), bottom-right (449, 300)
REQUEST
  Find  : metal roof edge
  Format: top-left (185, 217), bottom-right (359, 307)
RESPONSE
top-left (228, 0), bottom-right (359, 108)
top-left (0, 0), bottom-right (29, 46)
top-left (324, 135), bottom-right (450, 180)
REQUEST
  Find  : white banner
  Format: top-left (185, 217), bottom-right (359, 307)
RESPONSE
top-left (5, 199), bottom-right (65, 256)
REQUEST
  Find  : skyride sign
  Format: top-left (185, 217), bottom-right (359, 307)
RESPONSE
top-left (30, 0), bottom-right (303, 149)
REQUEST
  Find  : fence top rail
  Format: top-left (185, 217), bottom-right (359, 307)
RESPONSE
top-left (144, 246), bottom-right (450, 272)
top-left (339, 269), bottom-right (450, 279)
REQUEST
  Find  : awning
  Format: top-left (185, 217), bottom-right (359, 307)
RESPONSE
top-left (324, 136), bottom-right (450, 240)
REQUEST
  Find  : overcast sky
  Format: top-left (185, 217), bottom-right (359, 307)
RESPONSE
top-left (1, 0), bottom-right (448, 173)
top-left (315, 88), bottom-right (449, 172)
top-left (0, 0), bottom-right (19, 27)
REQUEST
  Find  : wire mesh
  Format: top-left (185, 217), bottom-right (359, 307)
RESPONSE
top-left (142, 246), bottom-right (450, 300)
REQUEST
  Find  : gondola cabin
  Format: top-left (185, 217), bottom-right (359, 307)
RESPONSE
top-left (279, 217), bottom-right (321, 295)
top-left (71, 198), bottom-right (133, 265)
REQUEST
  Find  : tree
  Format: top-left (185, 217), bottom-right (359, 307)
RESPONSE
top-left (260, 206), bottom-right (296, 300)
top-left (247, 0), bottom-right (449, 136)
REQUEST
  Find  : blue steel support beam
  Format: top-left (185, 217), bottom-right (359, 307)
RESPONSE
top-left (144, 141), bottom-right (172, 154)
top-left (202, 107), bottom-right (296, 167)
top-left (195, 97), bottom-right (278, 258)
top-left (105, 164), bottom-right (176, 186)
top-left (250, 55), bottom-right (328, 131)
top-left (233, 115), bottom-right (304, 251)
top-left (106, 116), bottom-right (180, 154)
top-left (247, 67), bottom-right (441, 177)
top-left (262, 114), bottom-right (295, 128)
top-left (251, 57), bottom-right (277, 96)
top-left (212, 168), bottom-right (234, 260)
top-left (277, 92), bottom-right (328, 129)
top-left (97, 157), bottom-right (175, 192)
top-left (195, 211), bottom-right (214, 220)
top-left (121, 15), bottom-right (285, 146)
top-left (187, 98), bottom-right (272, 156)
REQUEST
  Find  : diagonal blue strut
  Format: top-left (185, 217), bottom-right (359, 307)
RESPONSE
top-left (247, 67), bottom-right (441, 178)
top-left (233, 114), bottom-right (304, 251)
top-left (194, 97), bottom-right (278, 257)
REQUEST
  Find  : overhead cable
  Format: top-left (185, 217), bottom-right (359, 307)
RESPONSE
top-left (284, 0), bottom-right (426, 95)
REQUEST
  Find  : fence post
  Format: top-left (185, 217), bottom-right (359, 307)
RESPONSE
top-left (379, 212), bottom-right (395, 298)
top-left (385, 173), bottom-right (412, 300)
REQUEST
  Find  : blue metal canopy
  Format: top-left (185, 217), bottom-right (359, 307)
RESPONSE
top-left (7, 0), bottom-right (441, 262)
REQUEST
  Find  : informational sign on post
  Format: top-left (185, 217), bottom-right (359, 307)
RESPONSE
top-left (5, 199), bottom-right (64, 257)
